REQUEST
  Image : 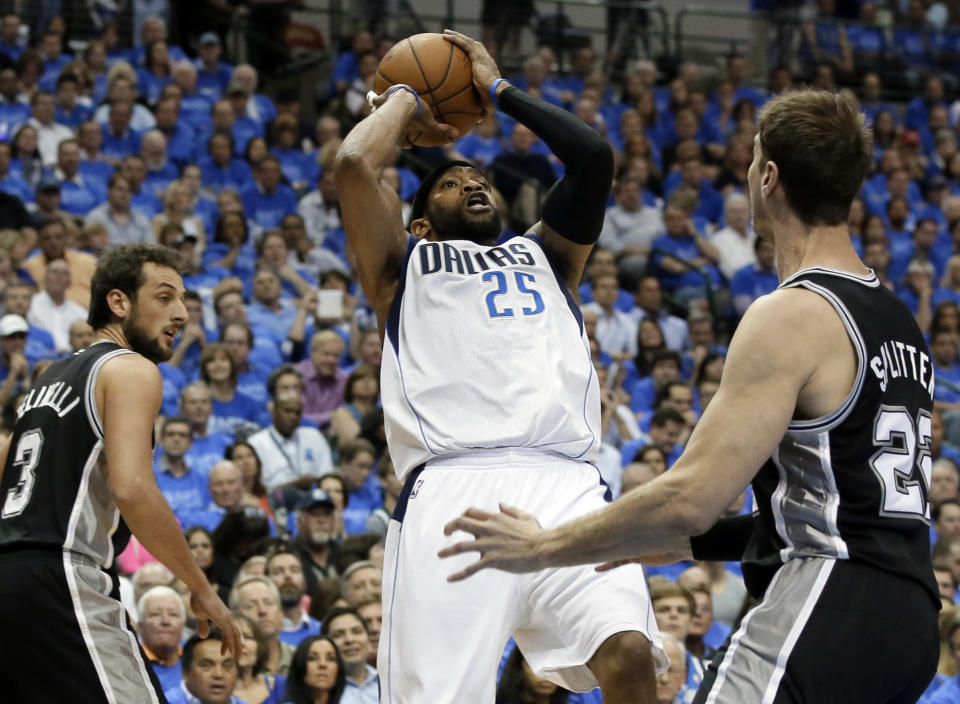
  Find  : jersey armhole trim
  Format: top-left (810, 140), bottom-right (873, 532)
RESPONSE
top-left (84, 348), bottom-right (137, 441)
top-left (384, 235), bottom-right (419, 352)
top-left (523, 232), bottom-right (584, 334)
top-left (781, 280), bottom-right (867, 434)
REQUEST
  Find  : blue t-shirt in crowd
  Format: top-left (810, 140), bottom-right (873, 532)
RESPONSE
top-left (241, 183), bottom-right (298, 230)
top-left (210, 391), bottom-right (264, 436)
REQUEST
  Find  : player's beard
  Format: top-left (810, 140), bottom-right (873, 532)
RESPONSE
top-left (427, 203), bottom-right (501, 245)
top-left (123, 306), bottom-right (171, 364)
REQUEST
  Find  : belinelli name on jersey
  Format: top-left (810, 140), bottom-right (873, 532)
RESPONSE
top-left (869, 339), bottom-right (935, 399)
top-left (16, 381), bottom-right (80, 420)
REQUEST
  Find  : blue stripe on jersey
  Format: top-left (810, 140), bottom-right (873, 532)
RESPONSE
top-left (392, 464), bottom-right (425, 524)
top-left (524, 233), bottom-right (584, 334)
top-left (386, 236), bottom-right (419, 352)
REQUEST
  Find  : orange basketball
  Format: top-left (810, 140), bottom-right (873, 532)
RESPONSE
top-left (374, 33), bottom-right (485, 147)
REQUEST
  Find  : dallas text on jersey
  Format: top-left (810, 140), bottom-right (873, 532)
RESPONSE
top-left (870, 339), bottom-right (935, 399)
top-left (418, 241), bottom-right (536, 277)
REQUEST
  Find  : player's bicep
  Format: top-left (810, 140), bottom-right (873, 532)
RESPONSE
top-left (334, 160), bottom-right (407, 314)
top-left (98, 357), bottom-right (163, 501)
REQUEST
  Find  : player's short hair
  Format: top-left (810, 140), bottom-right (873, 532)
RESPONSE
top-left (758, 90), bottom-right (873, 226)
top-left (88, 244), bottom-right (183, 329)
top-left (410, 160), bottom-right (476, 222)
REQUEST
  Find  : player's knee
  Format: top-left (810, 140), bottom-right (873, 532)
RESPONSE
top-left (590, 630), bottom-right (656, 687)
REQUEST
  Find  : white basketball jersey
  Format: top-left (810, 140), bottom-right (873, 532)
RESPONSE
top-left (381, 234), bottom-right (601, 480)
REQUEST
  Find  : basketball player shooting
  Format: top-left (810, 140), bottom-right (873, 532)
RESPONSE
top-left (441, 91), bottom-right (941, 703)
top-left (335, 29), bottom-right (666, 704)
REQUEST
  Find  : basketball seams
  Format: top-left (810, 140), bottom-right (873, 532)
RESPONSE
top-left (409, 37), bottom-right (442, 117)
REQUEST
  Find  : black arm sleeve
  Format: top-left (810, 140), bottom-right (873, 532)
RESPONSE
top-left (497, 85), bottom-right (614, 245)
top-left (690, 514), bottom-right (756, 562)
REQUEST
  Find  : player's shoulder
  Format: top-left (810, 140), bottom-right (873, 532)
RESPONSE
top-left (733, 286), bottom-right (847, 358)
top-left (98, 351), bottom-right (161, 388)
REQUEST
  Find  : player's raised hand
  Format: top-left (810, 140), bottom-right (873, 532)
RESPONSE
top-left (439, 503), bottom-right (545, 581)
top-left (191, 585), bottom-right (243, 658)
top-left (442, 29), bottom-right (500, 118)
top-left (367, 87), bottom-right (459, 148)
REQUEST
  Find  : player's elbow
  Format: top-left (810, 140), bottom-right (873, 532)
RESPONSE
top-left (661, 478), bottom-right (718, 536)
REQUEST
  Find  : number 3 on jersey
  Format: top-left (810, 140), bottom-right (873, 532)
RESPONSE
top-left (1, 430), bottom-right (43, 519)
top-left (870, 408), bottom-right (931, 521)
top-left (483, 271), bottom-right (544, 319)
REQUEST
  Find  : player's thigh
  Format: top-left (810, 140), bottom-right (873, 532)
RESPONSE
top-left (694, 559), bottom-right (939, 704)
top-left (379, 468), bottom-right (522, 702)
top-left (0, 552), bottom-right (167, 704)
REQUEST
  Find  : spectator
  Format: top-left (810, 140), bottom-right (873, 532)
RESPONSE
top-left (710, 193), bottom-right (756, 280)
top-left (68, 319), bottom-right (95, 352)
top-left (225, 80), bottom-right (266, 155)
top-left (53, 72), bottom-right (92, 130)
top-left (495, 647), bottom-right (569, 703)
top-left (321, 607), bottom-right (379, 702)
top-left (620, 461), bottom-right (658, 495)
top-left (0, 141), bottom-right (33, 203)
top-left (101, 99), bottom-right (142, 164)
top-left (10, 123), bottom-right (47, 190)
top-left (26, 91), bottom-right (72, 167)
top-left (132, 562), bottom-right (176, 611)
top-left (598, 174), bottom-right (665, 268)
top-left (293, 487), bottom-right (340, 584)
top-left (180, 382), bottom-right (235, 478)
top-left (226, 441), bottom-right (271, 517)
top-left (266, 550), bottom-right (322, 647)
top-left (25, 257), bottom-right (87, 354)
top-left (180, 460), bottom-right (248, 532)
top-left (730, 236), bottom-right (778, 317)
top-left (281, 212), bottom-right (347, 280)
top-left (935, 499), bottom-right (960, 541)
top-left (651, 203), bottom-right (722, 300)
top-left (337, 438), bottom-right (380, 535)
top-left (925, 612), bottom-right (960, 703)
top-left (122, 154), bottom-right (163, 217)
top-left (153, 179), bottom-right (207, 250)
top-left (86, 172), bottom-right (153, 245)
top-left (365, 452), bottom-right (401, 537)
top-left (0, 313), bottom-right (30, 407)
top-left (1, 279), bottom-right (56, 363)
top-left (490, 124), bottom-right (557, 221)
top-left (354, 599), bottom-right (382, 668)
top-left (29, 174), bottom-right (70, 224)
top-left (630, 350), bottom-right (682, 417)
top-left (328, 365), bottom-right (380, 445)
top-left (241, 155), bottom-right (298, 231)
top-left (199, 342), bottom-right (262, 436)
top-left (297, 169), bottom-right (342, 250)
top-left (231, 64), bottom-right (277, 127)
top-left (141, 130), bottom-right (178, 198)
top-left (231, 576), bottom-right (295, 676)
top-left (649, 578), bottom-right (703, 694)
top-left (163, 628), bottom-right (242, 704)
top-left (194, 33), bottom-right (232, 101)
top-left (630, 275), bottom-right (690, 352)
top-left (200, 132), bottom-right (252, 195)
top-left (221, 321), bottom-right (273, 407)
top-left (340, 561), bottom-right (382, 608)
top-left (282, 636), bottom-right (347, 704)
top-left (297, 330), bottom-right (348, 429)
top-left (931, 458), bottom-right (960, 508)
top-left (233, 612), bottom-right (288, 704)
top-left (22, 217), bottom-right (96, 308)
top-left (138, 585), bottom-right (187, 693)
top-left (172, 60), bottom-right (214, 132)
top-left (155, 414), bottom-right (208, 520)
top-left (655, 634), bottom-right (688, 704)
top-left (582, 274), bottom-right (637, 358)
top-left (247, 393), bottom-right (334, 491)
top-left (247, 268), bottom-right (299, 342)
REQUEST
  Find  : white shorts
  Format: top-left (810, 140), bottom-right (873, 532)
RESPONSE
top-left (378, 450), bottom-right (666, 704)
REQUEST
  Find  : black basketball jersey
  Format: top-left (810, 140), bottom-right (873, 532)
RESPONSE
top-left (0, 341), bottom-right (138, 568)
top-left (743, 267), bottom-right (940, 606)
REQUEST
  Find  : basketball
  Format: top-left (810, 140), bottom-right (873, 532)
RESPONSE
top-left (374, 32), bottom-right (485, 146)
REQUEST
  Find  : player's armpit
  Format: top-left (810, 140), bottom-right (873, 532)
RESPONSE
top-left (663, 287), bottom-right (842, 527)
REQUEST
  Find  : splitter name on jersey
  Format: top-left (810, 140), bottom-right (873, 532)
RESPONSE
top-left (870, 339), bottom-right (935, 399)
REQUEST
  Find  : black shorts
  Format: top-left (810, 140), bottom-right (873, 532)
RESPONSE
top-left (0, 549), bottom-right (168, 704)
top-left (693, 557), bottom-right (939, 704)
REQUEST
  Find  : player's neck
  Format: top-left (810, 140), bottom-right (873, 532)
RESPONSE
top-left (95, 324), bottom-right (132, 352)
top-left (774, 224), bottom-right (868, 283)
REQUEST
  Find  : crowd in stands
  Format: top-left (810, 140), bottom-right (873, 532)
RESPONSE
top-left (6, 3), bottom-right (960, 703)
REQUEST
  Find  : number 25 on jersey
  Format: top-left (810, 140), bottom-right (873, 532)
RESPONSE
top-left (483, 271), bottom-right (544, 319)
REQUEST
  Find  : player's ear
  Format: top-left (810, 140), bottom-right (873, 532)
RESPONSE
top-left (409, 217), bottom-right (432, 240)
top-left (106, 289), bottom-right (130, 320)
top-left (761, 159), bottom-right (779, 197)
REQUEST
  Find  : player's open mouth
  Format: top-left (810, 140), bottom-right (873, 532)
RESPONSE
top-left (162, 328), bottom-right (177, 343)
top-left (465, 193), bottom-right (491, 213)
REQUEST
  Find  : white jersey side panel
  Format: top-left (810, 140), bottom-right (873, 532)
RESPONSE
top-left (381, 235), bottom-right (601, 479)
